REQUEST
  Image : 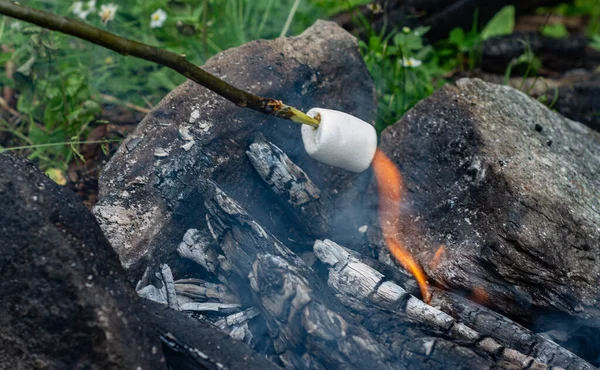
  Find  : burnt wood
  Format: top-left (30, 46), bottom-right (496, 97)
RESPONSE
top-left (0, 152), bottom-right (282, 370)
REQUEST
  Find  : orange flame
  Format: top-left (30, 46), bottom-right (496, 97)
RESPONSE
top-left (372, 149), bottom-right (431, 303)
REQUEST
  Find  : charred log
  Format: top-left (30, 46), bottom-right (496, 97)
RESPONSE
top-left (247, 134), bottom-right (334, 237)
top-left (312, 238), bottom-right (594, 370)
top-left (200, 179), bottom-right (397, 370)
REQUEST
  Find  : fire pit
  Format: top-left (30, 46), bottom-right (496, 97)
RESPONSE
top-left (1, 20), bottom-right (598, 370)
top-left (90, 21), bottom-right (600, 369)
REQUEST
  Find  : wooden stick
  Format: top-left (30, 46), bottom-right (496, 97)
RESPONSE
top-left (0, 1), bottom-right (320, 128)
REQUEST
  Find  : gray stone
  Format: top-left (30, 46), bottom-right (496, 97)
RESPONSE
top-left (376, 78), bottom-right (600, 324)
top-left (0, 153), bottom-right (165, 370)
top-left (0, 152), bottom-right (281, 370)
top-left (94, 20), bottom-right (376, 278)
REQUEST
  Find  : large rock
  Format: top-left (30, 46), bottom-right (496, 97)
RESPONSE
top-left (0, 152), bottom-right (279, 370)
top-left (93, 20), bottom-right (376, 278)
top-left (0, 153), bottom-right (164, 370)
top-left (376, 78), bottom-right (600, 326)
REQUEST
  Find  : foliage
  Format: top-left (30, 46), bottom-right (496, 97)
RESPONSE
top-left (480, 5), bottom-right (515, 40)
top-left (503, 40), bottom-right (542, 86)
top-left (538, 0), bottom-right (600, 36)
top-left (436, 6), bottom-right (516, 72)
top-left (0, 0), bottom-right (336, 173)
top-left (359, 25), bottom-right (446, 130)
top-left (591, 34), bottom-right (600, 51)
top-left (359, 5), bottom-right (519, 131)
top-left (1, 0), bottom-right (598, 178)
top-left (541, 22), bottom-right (569, 38)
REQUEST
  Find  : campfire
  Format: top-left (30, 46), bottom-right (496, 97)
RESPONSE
top-left (1, 6), bottom-right (599, 370)
top-left (88, 21), bottom-right (599, 370)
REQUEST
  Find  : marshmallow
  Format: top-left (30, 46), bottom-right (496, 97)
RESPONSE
top-left (301, 108), bottom-right (377, 173)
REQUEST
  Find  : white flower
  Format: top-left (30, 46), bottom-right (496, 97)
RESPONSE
top-left (367, 3), bottom-right (383, 14)
top-left (72, 0), bottom-right (96, 20)
top-left (99, 3), bottom-right (118, 25)
top-left (150, 9), bottom-right (167, 29)
top-left (10, 21), bottom-right (22, 31)
top-left (401, 57), bottom-right (422, 68)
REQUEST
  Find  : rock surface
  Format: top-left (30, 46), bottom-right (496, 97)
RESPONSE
top-left (0, 152), bottom-right (165, 370)
top-left (376, 78), bottom-right (600, 327)
top-left (0, 152), bottom-right (279, 370)
top-left (93, 20), bottom-right (376, 278)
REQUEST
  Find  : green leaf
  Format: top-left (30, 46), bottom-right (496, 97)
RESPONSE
top-left (43, 95), bottom-right (65, 130)
top-left (369, 35), bottom-right (382, 51)
top-left (393, 33), bottom-right (423, 51)
top-left (481, 5), bottom-right (515, 40)
top-left (541, 23), bottom-right (569, 39)
top-left (449, 27), bottom-right (465, 46)
top-left (591, 35), bottom-right (600, 51)
top-left (413, 26), bottom-right (431, 37)
top-left (45, 168), bottom-right (67, 185)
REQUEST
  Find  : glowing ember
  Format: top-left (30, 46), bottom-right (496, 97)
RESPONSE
top-left (372, 149), bottom-right (431, 303)
top-left (431, 245), bottom-right (446, 270)
top-left (471, 287), bottom-right (491, 306)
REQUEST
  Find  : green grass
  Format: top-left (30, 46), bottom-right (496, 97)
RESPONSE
top-left (0, 0), bottom-right (342, 173)
top-left (0, 0), bottom-right (597, 179)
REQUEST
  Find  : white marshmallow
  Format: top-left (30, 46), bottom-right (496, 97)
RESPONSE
top-left (301, 108), bottom-right (377, 173)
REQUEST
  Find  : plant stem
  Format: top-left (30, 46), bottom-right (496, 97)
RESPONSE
top-left (280, 0), bottom-right (301, 37)
top-left (0, 1), bottom-right (319, 128)
top-left (0, 139), bottom-right (121, 153)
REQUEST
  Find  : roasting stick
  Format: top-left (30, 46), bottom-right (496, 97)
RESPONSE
top-left (0, 2), bottom-right (380, 173)
top-left (0, 2), bottom-right (321, 127)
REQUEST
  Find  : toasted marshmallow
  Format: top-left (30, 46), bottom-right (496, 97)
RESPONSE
top-left (301, 108), bottom-right (377, 173)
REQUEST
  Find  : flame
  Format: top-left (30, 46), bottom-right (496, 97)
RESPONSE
top-left (372, 149), bottom-right (431, 303)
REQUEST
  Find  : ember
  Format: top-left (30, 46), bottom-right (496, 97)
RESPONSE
top-left (431, 245), bottom-right (446, 270)
top-left (372, 149), bottom-right (431, 303)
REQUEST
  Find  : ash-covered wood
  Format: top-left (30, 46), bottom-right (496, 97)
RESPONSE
top-left (247, 134), bottom-right (333, 236)
top-left (430, 291), bottom-right (595, 370)
top-left (93, 21), bottom-right (376, 278)
top-left (345, 246), bottom-right (596, 369)
top-left (200, 179), bottom-right (397, 370)
top-left (192, 179), bottom-right (576, 369)
top-left (137, 264), bottom-right (181, 310)
top-left (143, 300), bottom-right (280, 370)
top-left (313, 239), bottom-right (595, 370)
